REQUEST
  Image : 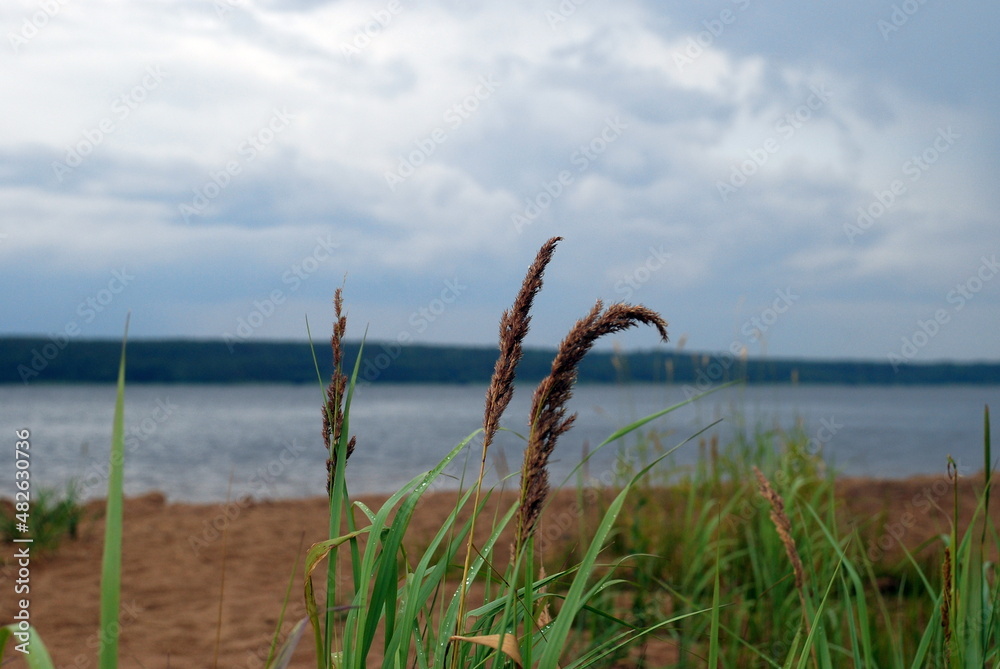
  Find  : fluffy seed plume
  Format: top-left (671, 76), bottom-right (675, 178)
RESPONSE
top-left (754, 467), bottom-right (808, 626)
top-left (457, 237), bottom-right (562, 634)
top-left (514, 301), bottom-right (669, 553)
top-left (482, 236), bottom-right (561, 448)
top-left (322, 287), bottom-right (356, 494)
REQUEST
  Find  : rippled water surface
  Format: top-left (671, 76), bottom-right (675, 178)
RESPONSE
top-left (1, 383), bottom-right (997, 502)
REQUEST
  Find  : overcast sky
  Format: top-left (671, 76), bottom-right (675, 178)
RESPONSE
top-left (3, 0), bottom-right (998, 364)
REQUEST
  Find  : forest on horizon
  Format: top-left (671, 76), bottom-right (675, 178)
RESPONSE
top-left (3, 337), bottom-right (999, 386)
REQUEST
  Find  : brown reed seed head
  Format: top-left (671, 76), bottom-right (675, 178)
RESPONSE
top-left (941, 547), bottom-right (952, 647)
top-left (332, 288), bottom-right (346, 369)
top-left (754, 467), bottom-right (805, 592)
top-left (482, 237), bottom-right (562, 448)
top-left (322, 288), bottom-right (355, 493)
top-left (515, 300), bottom-right (669, 548)
top-left (322, 288), bottom-right (346, 449)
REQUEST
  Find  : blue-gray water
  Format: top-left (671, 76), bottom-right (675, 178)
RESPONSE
top-left (1, 383), bottom-right (997, 502)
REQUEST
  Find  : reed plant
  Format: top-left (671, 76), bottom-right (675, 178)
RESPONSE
top-left (575, 413), bottom-right (999, 667)
top-left (297, 238), bottom-right (698, 668)
top-left (2, 241), bottom-right (998, 668)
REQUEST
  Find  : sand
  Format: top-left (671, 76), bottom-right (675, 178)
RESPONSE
top-left (1, 474), bottom-right (996, 668)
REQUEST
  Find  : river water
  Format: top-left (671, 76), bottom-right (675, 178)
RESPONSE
top-left (1, 383), bottom-right (996, 502)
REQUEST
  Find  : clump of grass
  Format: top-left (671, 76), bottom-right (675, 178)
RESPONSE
top-left (4, 246), bottom-right (1000, 669)
top-left (502, 300), bottom-right (670, 669)
top-left (297, 238), bottom-right (687, 669)
top-left (1, 483), bottom-right (85, 554)
top-left (754, 466), bottom-right (808, 621)
top-left (577, 407), bottom-right (1000, 667)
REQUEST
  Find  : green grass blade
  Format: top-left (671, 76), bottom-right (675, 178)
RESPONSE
top-left (382, 484), bottom-right (482, 665)
top-left (536, 420), bottom-right (721, 667)
top-left (546, 384), bottom-right (737, 508)
top-left (355, 430), bottom-right (481, 663)
top-left (304, 528), bottom-right (371, 663)
top-left (780, 627), bottom-right (803, 669)
top-left (985, 404), bottom-right (992, 508)
top-left (532, 484), bottom-right (638, 667)
top-left (0, 625), bottom-right (55, 668)
top-left (980, 404), bottom-right (993, 660)
top-left (266, 617), bottom-right (310, 669)
top-left (906, 593), bottom-right (942, 669)
top-left (434, 501), bottom-right (519, 664)
top-left (708, 540), bottom-right (721, 669)
top-left (264, 534), bottom-right (306, 668)
top-left (98, 317), bottom-right (129, 669)
top-left (596, 382), bottom-right (738, 450)
top-left (337, 330), bottom-right (367, 599)
top-left (562, 609), bottom-right (711, 669)
top-left (795, 554), bottom-right (843, 669)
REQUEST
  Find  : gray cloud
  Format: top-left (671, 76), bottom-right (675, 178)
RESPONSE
top-left (1, 0), bottom-right (997, 361)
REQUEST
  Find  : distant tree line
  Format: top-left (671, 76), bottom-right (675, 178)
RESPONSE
top-left (1, 337), bottom-right (998, 386)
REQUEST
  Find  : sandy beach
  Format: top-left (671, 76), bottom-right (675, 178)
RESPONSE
top-left (1, 474), bottom-right (996, 668)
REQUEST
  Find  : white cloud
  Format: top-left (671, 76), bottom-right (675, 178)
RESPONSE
top-left (0, 0), bottom-right (996, 359)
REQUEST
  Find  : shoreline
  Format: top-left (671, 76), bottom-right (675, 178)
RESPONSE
top-left (1, 472), bottom-right (996, 666)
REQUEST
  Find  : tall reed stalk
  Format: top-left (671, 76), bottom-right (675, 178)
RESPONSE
top-left (514, 300), bottom-right (668, 558)
top-left (455, 236), bottom-right (561, 641)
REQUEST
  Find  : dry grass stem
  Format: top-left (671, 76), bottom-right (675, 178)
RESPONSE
top-left (322, 287), bottom-right (356, 494)
top-left (515, 300), bottom-right (669, 553)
